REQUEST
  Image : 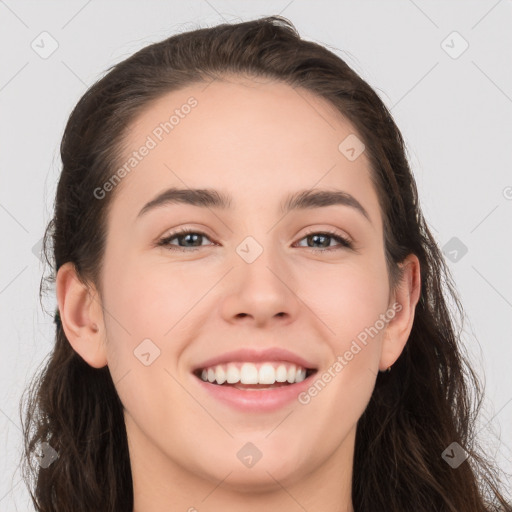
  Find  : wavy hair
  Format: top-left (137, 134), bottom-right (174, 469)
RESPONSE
top-left (19, 15), bottom-right (511, 511)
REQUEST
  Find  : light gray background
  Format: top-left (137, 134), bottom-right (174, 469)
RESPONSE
top-left (1, 0), bottom-right (511, 509)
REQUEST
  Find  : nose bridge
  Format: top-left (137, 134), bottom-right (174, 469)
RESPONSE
top-left (221, 232), bottom-right (298, 325)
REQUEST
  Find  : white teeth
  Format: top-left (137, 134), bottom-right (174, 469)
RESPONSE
top-left (226, 363), bottom-right (240, 384)
top-left (215, 365), bottom-right (227, 384)
top-left (259, 363), bottom-right (276, 385)
top-left (286, 365), bottom-right (296, 383)
top-left (295, 367), bottom-right (306, 383)
top-left (240, 363), bottom-right (259, 384)
top-left (197, 361), bottom-right (311, 385)
top-left (276, 364), bottom-right (288, 382)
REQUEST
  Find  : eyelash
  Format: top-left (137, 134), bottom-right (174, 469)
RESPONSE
top-left (156, 228), bottom-right (353, 253)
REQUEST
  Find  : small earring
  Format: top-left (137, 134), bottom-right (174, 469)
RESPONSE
top-left (386, 366), bottom-right (392, 372)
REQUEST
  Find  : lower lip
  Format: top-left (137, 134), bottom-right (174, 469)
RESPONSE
top-left (193, 372), bottom-right (316, 412)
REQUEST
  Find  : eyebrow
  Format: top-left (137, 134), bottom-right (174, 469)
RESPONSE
top-left (137, 187), bottom-right (371, 223)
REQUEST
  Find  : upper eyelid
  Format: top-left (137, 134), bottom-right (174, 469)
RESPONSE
top-left (160, 228), bottom-right (216, 244)
top-left (160, 227), bottom-right (352, 245)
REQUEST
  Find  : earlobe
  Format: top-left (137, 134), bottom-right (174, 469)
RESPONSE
top-left (379, 254), bottom-right (421, 371)
top-left (55, 262), bottom-right (108, 368)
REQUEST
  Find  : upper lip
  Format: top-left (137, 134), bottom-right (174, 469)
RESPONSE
top-left (192, 347), bottom-right (318, 372)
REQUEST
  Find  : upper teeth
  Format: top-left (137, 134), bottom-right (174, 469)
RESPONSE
top-left (199, 362), bottom-right (308, 385)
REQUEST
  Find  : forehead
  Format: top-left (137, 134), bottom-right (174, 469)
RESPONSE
top-left (110, 76), bottom-right (381, 227)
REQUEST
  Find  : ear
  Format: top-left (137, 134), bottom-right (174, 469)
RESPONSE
top-left (55, 262), bottom-right (107, 368)
top-left (379, 253), bottom-right (421, 371)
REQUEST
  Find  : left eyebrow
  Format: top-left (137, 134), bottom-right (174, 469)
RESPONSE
top-left (280, 188), bottom-right (371, 224)
top-left (136, 186), bottom-right (371, 224)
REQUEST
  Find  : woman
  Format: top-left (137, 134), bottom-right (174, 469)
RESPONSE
top-left (20, 15), bottom-right (511, 512)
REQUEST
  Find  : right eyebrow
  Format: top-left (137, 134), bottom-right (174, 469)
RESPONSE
top-left (137, 187), bottom-right (232, 218)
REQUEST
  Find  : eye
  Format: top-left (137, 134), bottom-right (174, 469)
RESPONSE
top-left (294, 229), bottom-right (353, 252)
top-left (157, 228), bottom-right (215, 252)
top-left (157, 228), bottom-right (353, 253)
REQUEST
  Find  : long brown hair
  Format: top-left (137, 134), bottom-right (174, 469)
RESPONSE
top-left (19, 15), bottom-right (511, 511)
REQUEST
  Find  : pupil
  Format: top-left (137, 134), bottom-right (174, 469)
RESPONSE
top-left (183, 233), bottom-right (201, 246)
top-left (310, 234), bottom-right (328, 248)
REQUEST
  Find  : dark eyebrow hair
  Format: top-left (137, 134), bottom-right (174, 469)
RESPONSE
top-left (281, 188), bottom-right (371, 223)
top-left (137, 187), bottom-right (371, 223)
top-left (137, 188), bottom-right (232, 218)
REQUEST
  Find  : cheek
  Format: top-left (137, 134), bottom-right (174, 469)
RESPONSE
top-left (102, 252), bottom-right (207, 338)
top-left (100, 253), bottom-right (217, 400)
top-left (99, 257), bottom-right (206, 445)
top-left (299, 252), bottom-right (388, 391)
top-left (295, 254), bottom-right (390, 346)
top-left (293, 254), bottom-right (389, 407)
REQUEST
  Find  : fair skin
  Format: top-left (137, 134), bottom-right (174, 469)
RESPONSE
top-left (56, 76), bottom-right (421, 512)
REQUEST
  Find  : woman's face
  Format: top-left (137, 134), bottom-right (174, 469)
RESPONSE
top-left (94, 77), bottom-right (414, 492)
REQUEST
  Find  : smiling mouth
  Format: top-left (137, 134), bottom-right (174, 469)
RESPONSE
top-left (192, 362), bottom-right (317, 390)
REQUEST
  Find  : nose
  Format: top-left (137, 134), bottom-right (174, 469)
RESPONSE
top-left (219, 243), bottom-right (300, 328)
